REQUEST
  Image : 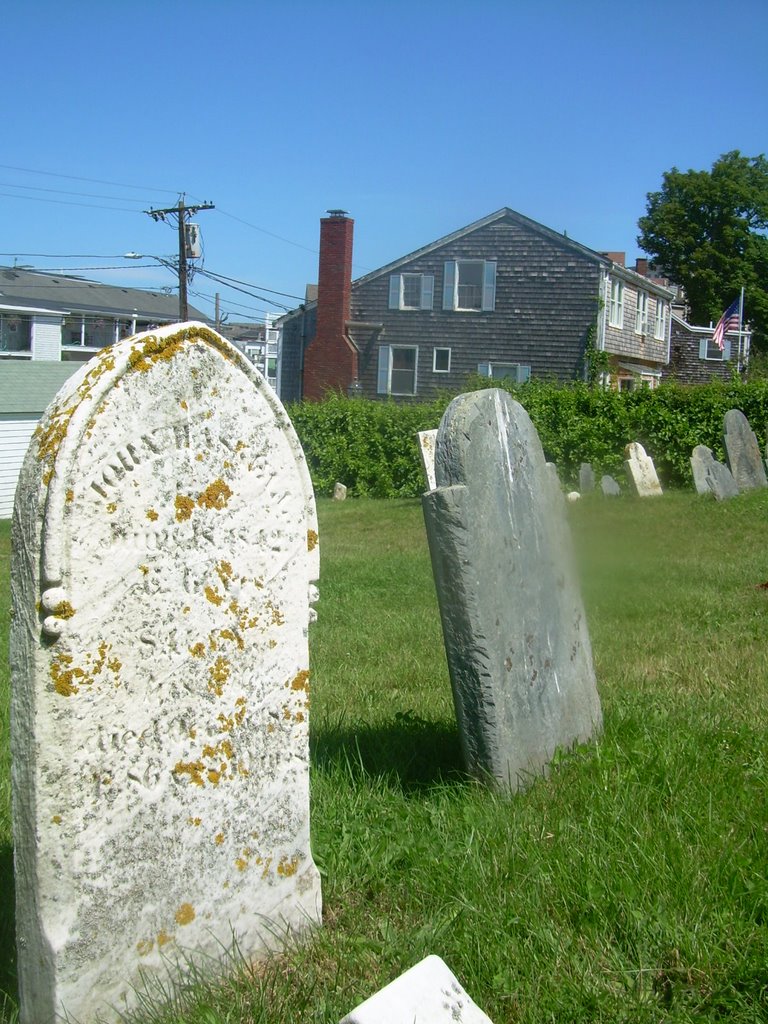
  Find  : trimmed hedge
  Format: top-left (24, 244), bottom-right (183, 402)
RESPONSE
top-left (287, 379), bottom-right (768, 498)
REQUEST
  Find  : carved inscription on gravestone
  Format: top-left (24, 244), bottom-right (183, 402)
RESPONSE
top-left (422, 389), bottom-right (602, 791)
top-left (11, 324), bottom-right (321, 1024)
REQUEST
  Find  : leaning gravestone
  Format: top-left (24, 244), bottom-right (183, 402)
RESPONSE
top-left (600, 474), bottom-right (621, 497)
top-left (11, 324), bottom-right (321, 1024)
top-left (723, 409), bottom-right (767, 491)
top-left (579, 462), bottom-right (595, 493)
top-left (422, 389), bottom-right (602, 791)
top-left (690, 444), bottom-right (739, 501)
top-left (624, 441), bottom-right (663, 496)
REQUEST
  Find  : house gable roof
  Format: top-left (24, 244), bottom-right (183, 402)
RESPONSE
top-left (0, 267), bottom-right (208, 321)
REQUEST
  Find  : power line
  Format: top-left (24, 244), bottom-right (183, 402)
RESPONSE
top-left (194, 268), bottom-right (292, 311)
top-left (0, 163), bottom-right (180, 194)
top-left (199, 267), bottom-right (304, 301)
top-left (0, 191), bottom-right (140, 212)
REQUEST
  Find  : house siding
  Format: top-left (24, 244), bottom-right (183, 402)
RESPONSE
top-left (31, 316), bottom-right (63, 360)
top-left (662, 315), bottom-right (743, 384)
top-left (603, 284), bottom-right (668, 366)
top-left (352, 215), bottom-right (603, 400)
top-left (0, 416), bottom-right (36, 518)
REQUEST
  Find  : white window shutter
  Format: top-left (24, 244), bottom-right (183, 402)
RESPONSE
top-left (477, 363), bottom-right (491, 377)
top-left (443, 262), bottom-right (456, 309)
top-left (699, 339), bottom-right (708, 359)
top-left (723, 339), bottom-right (731, 360)
top-left (377, 346), bottom-right (390, 394)
top-left (388, 276), bottom-right (401, 309)
top-left (420, 275), bottom-right (434, 310)
top-left (482, 262), bottom-right (497, 311)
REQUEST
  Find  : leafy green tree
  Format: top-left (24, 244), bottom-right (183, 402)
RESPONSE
top-left (637, 151), bottom-right (768, 349)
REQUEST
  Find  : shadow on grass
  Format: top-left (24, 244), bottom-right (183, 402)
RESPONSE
top-left (311, 711), bottom-right (467, 792)
top-left (0, 841), bottom-right (17, 1010)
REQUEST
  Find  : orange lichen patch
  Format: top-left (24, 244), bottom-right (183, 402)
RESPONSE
top-left (146, 508), bottom-right (159, 521)
top-left (235, 857), bottom-right (248, 872)
top-left (197, 479), bottom-right (233, 511)
top-left (173, 760), bottom-right (205, 786)
top-left (51, 815), bottom-right (62, 825)
top-left (277, 855), bottom-right (300, 878)
top-left (52, 600), bottom-right (76, 620)
top-left (294, 711), bottom-right (305, 724)
top-left (189, 727), bottom-right (197, 739)
top-left (189, 642), bottom-right (206, 658)
top-left (157, 930), bottom-right (172, 947)
top-left (180, 400), bottom-right (188, 410)
top-left (208, 657), bottom-right (230, 696)
top-left (261, 857), bottom-right (273, 878)
top-left (65, 488), bottom-right (74, 503)
top-left (107, 657), bottom-right (122, 674)
top-left (215, 833), bottom-right (224, 845)
top-left (175, 903), bottom-right (195, 926)
top-left (127, 331), bottom-right (192, 374)
top-left (207, 769), bottom-right (222, 785)
top-left (175, 494), bottom-right (195, 522)
top-left (290, 670), bottom-right (309, 693)
top-left (187, 817), bottom-right (202, 826)
top-left (183, 606), bottom-right (191, 614)
top-left (136, 939), bottom-right (154, 957)
top-left (139, 565), bottom-right (150, 576)
top-left (106, 503), bottom-right (117, 514)
top-left (195, 453), bottom-right (204, 462)
top-left (266, 601), bottom-right (284, 626)
top-left (219, 628), bottom-right (244, 651)
top-left (50, 653), bottom-right (86, 697)
top-left (204, 585), bottom-right (224, 606)
top-left (307, 529), bottom-right (318, 552)
top-left (215, 560), bottom-right (233, 585)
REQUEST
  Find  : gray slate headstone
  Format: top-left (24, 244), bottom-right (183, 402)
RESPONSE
top-left (11, 324), bottom-right (321, 1024)
top-left (690, 445), bottom-right (739, 500)
top-left (723, 409), bottom-right (767, 491)
top-left (422, 389), bottom-right (602, 791)
top-left (600, 474), bottom-right (621, 496)
top-left (624, 441), bottom-right (663, 496)
top-left (579, 462), bottom-right (595, 493)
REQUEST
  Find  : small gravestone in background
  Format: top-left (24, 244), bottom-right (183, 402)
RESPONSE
top-left (340, 955), bottom-right (494, 1024)
top-left (690, 445), bottom-right (739, 501)
top-left (422, 389), bottom-right (602, 791)
top-left (579, 462), bottom-right (595, 493)
top-left (723, 409), bottom-right (767, 491)
top-left (333, 481), bottom-right (348, 500)
top-left (11, 324), bottom-right (321, 1024)
top-left (417, 429), bottom-right (438, 491)
top-left (624, 441), bottom-right (663, 496)
top-left (600, 474), bottom-right (621, 496)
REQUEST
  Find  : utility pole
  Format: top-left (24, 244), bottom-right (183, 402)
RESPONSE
top-left (144, 194), bottom-right (214, 321)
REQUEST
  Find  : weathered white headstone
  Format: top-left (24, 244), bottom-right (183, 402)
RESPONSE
top-left (417, 429), bottom-right (438, 491)
top-left (11, 324), bottom-right (321, 1024)
top-left (723, 409), bottom-right (767, 491)
top-left (339, 955), bottom-right (495, 1024)
top-left (624, 441), bottom-right (663, 496)
top-left (600, 474), bottom-right (621, 497)
top-left (690, 444), bottom-right (739, 500)
top-left (422, 389), bottom-right (602, 791)
top-left (333, 481), bottom-right (348, 501)
top-left (579, 462), bottom-right (595, 493)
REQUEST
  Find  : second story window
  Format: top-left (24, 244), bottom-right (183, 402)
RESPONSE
top-left (443, 260), bottom-right (497, 311)
top-left (654, 299), bottom-right (667, 340)
top-left (635, 291), bottom-right (649, 335)
top-left (608, 279), bottom-right (624, 327)
top-left (388, 273), bottom-right (434, 310)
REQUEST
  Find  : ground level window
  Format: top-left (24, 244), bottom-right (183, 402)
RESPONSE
top-left (377, 345), bottom-right (418, 396)
top-left (477, 361), bottom-right (531, 384)
top-left (433, 347), bottom-right (451, 373)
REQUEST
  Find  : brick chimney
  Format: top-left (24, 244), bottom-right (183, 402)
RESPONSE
top-left (602, 251), bottom-right (626, 267)
top-left (303, 210), bottom-right (358, 400)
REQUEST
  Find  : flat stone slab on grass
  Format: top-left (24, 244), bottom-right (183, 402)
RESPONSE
top-left (723, 409), bottom-right (767, 491)
top-left (690, 445), bottom-right (739, 500)
top-left (11, 324), bottom-right (321, 1024)
top-left (624, 441), bottom-right (662, 496)
top-left (422, 389), bottom-right (602, 792)
top-left (340, 955), bottom-right (495, 1024)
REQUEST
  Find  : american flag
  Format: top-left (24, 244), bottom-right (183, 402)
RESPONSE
top-left (712, 297), bottom-right (741, 351)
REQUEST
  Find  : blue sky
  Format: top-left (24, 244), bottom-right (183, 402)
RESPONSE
top-left (2, 0), bottom-right (766, 325)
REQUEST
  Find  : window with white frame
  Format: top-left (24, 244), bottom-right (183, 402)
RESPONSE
top-left (635, 291), bottom-right (649, 335)
top-left (701, 337), bottom-right (731, 361)
top-left (433, 347), bottom-right (451, 373)
top-left (608, 279), bottom-right (624, 327)
top-left (377, 345), bottom-right (418, 396)
top-left (388, 273), bottom-right (434, 310)
top-left (477, 361), bottom-right (531, 383)
top-left (654, 299), bottom-right (667, 340)
top-left (443, 260), bottom-right (497, 311)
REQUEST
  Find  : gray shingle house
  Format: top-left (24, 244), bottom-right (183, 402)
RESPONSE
top-left (278, 208), bottom-right (674, 402)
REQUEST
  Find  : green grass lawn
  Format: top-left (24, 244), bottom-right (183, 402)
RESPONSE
top-left (1, 491), bottom-right (767, 1023)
